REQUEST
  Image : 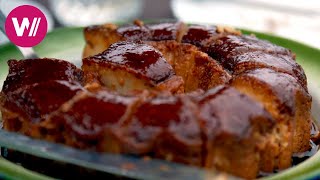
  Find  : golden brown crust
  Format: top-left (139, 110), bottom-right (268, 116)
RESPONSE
top-left (83, 24), bottom-right (124, 58)
top-left (146, 40), bottom-right (231, 92)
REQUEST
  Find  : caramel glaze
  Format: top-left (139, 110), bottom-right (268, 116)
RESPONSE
top-left (117, 24), bottom-right (151, 41)
top-left (83, 21), bottom-right (187, 58)
top-left (4, 80), bottom-right (83, 121)
top-left (231, 68), bottom-right (312, 155)
top-left (31, 85), bottom-right (276, 179)
top-left (199, 86), bottom-right (274, 138)
top-left (235, 68), bottom-right (311, 114)
top-left (207, 35), bottom-right (294, 61)
top-left (83, 41), bottom-right (175, 85)
top-left (146, 22), bottom-right (186, 41)
top-left (230, 52), bottom-right (307, 90)
top-left (181, 25), bottom-right (219, 48)
top-left (1, 21), bottom-right (315, 179)
top-left (117, 21), bottom-right (185, 42)
top-left (118, 94), bottom-right (202, 165)
top-left (49, 90), bottom-right (139, 146)
top-left (198, 86), bottom-right (275, 178)
top-left (83, 22), bottom-right (242, 59)
top-left (1, 80), bottom-right (83, 135)
top-left (2, 58), bottom-right (83, 94)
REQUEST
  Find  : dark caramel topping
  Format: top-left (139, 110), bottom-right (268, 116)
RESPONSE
top-left (117, 21), bottom-right (185, 42)
top-left (198, 86), bottom-right (274, 139)
top-left (4, 80), bottom-right (83, 123)
top-left (235, 52), bottom-right (299, 71)
top-left (233, 51), bottom-right (307, 89)
top-left (86, 41), bottom-right (174, 84)
top-left (135, 96), bottom-right (184, 127)
top-left (126, 94), bottom-right (201, 148)
top-left (2, 58), bottom-right (83, 94)
top-left (146, 22), bottom-right (183, 41)
top-left (57, 90), bottom-right (138, 140)
top-left (182, 25), bottom-right (218, 47)
top-left (238, 68), bottom-right (311, 112)
top-left (117, 24), bottom-right (151, 41)
top-left (0, 20), bottom-right (312, 177)
top-left (204, 35), bottom-right (295, 72)
top-left (208, 35), bottom-right (293, 64)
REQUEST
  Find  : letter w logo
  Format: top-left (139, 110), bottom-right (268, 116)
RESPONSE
top-left (12, 17), bottom-right (41, 37)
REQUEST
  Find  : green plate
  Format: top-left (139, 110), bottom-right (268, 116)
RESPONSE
top-left (0, 26), bottom-right (320, 180)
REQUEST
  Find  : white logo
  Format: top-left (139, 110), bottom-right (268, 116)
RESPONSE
top-left (11, 17), bottom-right (41, 37)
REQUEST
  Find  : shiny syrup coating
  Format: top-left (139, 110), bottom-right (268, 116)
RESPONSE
top-left (208, 35), bottom-right (294, 64)
top-left (123, 94), bottom-right (202, 164)
top-left (236, 68), bottom-right (311, 113)
top-left (118, 22), bottom-right (184, 41)
top-left (0, 21), bottom-right (314, 178)
top-left (127, 95), bottom-right (200, 140)
top-left (232, 51), bottom-right (307, 90)
top-left (134, 95), bottom-right (193, 127)
top-left (87, 41), bottom-right (174, 84)
top-left (146, 22), bottom-right (182, 41)
top-left (117, 24), bottom-right (151, 41)
top-left (4, 80), bottom-right (83, 123)
top-left (127, 96), bottom-right (199, 141)
top-left (198, 86), bottom-right (274, 139)
top-left (56, 90), bottom-right (138, 140)
top-left (182, 25), bottom-right (218, 47)
top-left (2, 58), bottom-right (83, 94)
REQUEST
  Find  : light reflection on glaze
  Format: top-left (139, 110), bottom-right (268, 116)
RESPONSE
top-left (89, 41), bottom-right (174, 83)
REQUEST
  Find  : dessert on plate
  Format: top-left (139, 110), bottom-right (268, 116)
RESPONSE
top-left (0, 20), bottom-right (312, 179)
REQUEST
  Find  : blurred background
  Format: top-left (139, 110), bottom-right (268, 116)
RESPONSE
top-left (0, 0), bottom-right (319, 48)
